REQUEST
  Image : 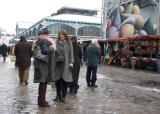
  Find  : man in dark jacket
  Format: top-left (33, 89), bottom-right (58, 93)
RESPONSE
top-left (14, 36), bottom-right (32, 85)
top-left (86, 39), bottom-right (101, 87)
top-left (69, 36), bottom-right (82, 94)
top-left (157, 47), bottom-right (160, 73)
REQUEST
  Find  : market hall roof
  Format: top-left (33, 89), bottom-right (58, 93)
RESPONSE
top-left (48, 6), bottom-right (101, 24)
top-left (55, 6), bottom-right (98, 16)
top-left (46, 13), bottom-right (101, 24)
top-left (15, 6), bottom-right (101, 40)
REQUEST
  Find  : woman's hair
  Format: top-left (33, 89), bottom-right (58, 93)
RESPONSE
top-left (58, 30), bottom-right (70, 42)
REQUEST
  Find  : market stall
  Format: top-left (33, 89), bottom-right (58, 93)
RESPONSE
top-left (99, 35), bottom-right (160, 72)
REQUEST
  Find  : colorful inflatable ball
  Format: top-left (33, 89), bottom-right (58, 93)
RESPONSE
top-left (120, 24), bottom-right (135, 37)
top-left (106, 26), bottom-right (119, 38)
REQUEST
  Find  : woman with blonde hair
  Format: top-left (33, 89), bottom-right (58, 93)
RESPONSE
top-left (53, 30), bottom-right (74, 103)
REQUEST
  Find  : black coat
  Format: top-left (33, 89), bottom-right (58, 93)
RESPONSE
top-left (73, 42), bottom-right (82, 63)
top-left (15, 41), bottom-right (32, 67)
top-left (72, 42), bottom-right (82, 81)
top-left (1, 44), bottom-right (8, 56)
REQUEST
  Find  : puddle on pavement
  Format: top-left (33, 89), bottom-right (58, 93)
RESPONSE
top-left (138, 80), bottom-right (160, 89)
top-left (97, 74), bottom-right (113, 80)
top-left (133, 86), bottom-right (160, 93)
top-left (142, 80), bottom-right (160, 86)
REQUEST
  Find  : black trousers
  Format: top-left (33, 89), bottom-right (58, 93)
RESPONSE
top-left (68, 62), bottom-right (80, 92)
top-left (55, 78), bottom-right (68, 98)
top-left (2, 55), bottom-right (6, 62)
top-left (86, 66), bottom-right (97, 85)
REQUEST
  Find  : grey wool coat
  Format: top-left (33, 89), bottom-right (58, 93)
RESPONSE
top-left (33, 39), bottom-right (55, 83)
top-left (53, 40), bottom-right (74, 82)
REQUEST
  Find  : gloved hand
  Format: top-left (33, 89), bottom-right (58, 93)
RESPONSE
top-left (69, 63), bottom-right (73, 71)
top-left (69, 63), bottom-right (73, 67)
top-left (80, 61), bottom-right (83, 67)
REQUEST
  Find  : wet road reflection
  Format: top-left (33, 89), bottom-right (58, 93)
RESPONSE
top-left (0, 57), bottom-right (160, 114)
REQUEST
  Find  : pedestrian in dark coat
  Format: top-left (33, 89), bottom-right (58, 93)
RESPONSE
top-left (33, 28), bottom-right (56, 107)
top-left (68, 36), bottom-right (82, 94)
top-left (14, 36), bottom-right (32, 85)
top-left (86, 39), bottom-right (101, 88)
top-left (1, 42), bottom-right (8, 62)
top-left (157, 47), bottom-right (160, 73)
top-left (53, 30), bottom-right (74, 103)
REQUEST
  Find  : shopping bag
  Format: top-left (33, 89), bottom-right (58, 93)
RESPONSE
top-left (10, 56), bottom-right (16, 62)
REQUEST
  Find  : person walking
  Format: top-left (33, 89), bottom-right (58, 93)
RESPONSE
top-left (14, 36), bottom-right (32, 85)
top-left (68, 36), bottom-right (82, 94)
top-left (1, 42), bottom-right (8, 62)
top-left (85, 39), bottom-right (101, 88)
top-left (33, 28), bottom-right (56, 107)
top-left (53, 30), bottom-right (74, 103)
top-left (157, 47), bottom-right (160, 73)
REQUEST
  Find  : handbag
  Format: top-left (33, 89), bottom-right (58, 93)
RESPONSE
top-left (55, 50), bottom-right (65, 65)
top-left (10, 55), bottom-right (16, 62)
top-left (55, 55), bottom-right (64, 65)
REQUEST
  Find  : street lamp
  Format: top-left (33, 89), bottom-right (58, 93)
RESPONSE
top-left (158, 0), bottom-right (160, 34)
top-left (153, 0), bottom-right (160, 34)
top-left (101, 0), bottom-right (108, 39)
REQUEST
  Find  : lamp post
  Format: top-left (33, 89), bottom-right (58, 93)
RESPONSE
top-left (101, 0), bottom-right (108, 39)
top-left (158, 0), bottom-right (160, 34)
top-left (154, 0), bottom-right (160, 34)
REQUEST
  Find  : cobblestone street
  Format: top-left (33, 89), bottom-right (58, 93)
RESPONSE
top-left (0, 56), bottom-right (160, 114)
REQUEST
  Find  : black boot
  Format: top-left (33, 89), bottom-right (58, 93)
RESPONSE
top-left (91, 83), bottom-right (98, 88)
top-left (61, 97), bottom-right (65, 103)
top-left (69, 87), bottom-right (74, 94)
top-left (54, 82), bottom-right (62, 102)
top-left (87, 83), bottom-right (91, 87)
top-left (53, 96), bottom-right (61, 102)
top-left (73, 84), bottom-right (79, 93)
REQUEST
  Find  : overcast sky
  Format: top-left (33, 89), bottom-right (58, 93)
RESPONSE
top-left (0, 0), bottom-right (102, 34)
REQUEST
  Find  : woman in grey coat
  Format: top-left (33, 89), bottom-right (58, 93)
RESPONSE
top-left (33, 28), bottom-right (56, 107)
top-left (53, 30), bottom-right (74, 103)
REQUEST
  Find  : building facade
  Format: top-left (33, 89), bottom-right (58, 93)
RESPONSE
top-left (15, 7), bottom-right (101, 41)
top-left (15, 21), bottom-right (34, 38)
top-left (0, 32), bottom-right (15, 45)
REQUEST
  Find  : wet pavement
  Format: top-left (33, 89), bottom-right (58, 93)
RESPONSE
top-left (0, 56), bottom-right (160, 114)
